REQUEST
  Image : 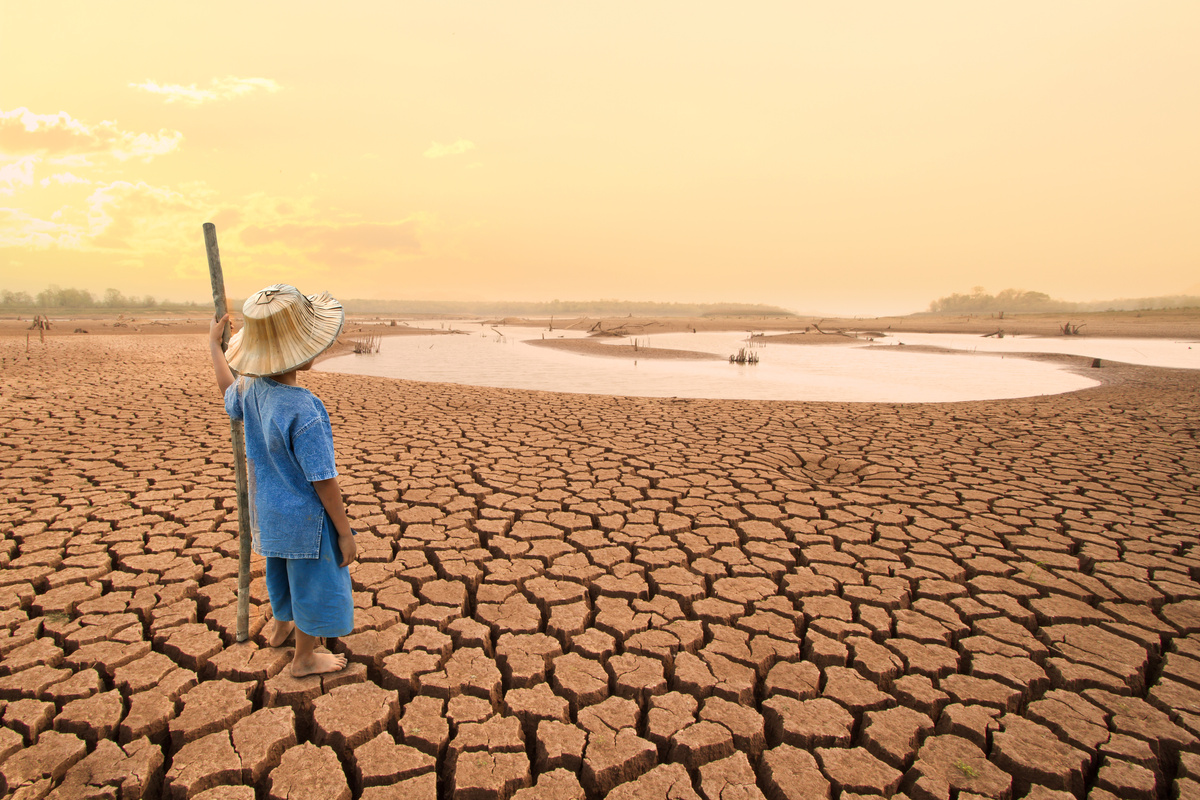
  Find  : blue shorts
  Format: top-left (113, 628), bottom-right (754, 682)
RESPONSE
top-left (265, 520), bottom-right (354, 638)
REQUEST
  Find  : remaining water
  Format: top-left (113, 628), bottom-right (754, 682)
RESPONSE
top-left (315, 323), bottom-right (1200, 402)
top-left (871, 332), bottom-right (1197, 370)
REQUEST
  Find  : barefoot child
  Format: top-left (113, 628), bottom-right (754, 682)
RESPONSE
top-left (209, 284), bottom-right (357, 676)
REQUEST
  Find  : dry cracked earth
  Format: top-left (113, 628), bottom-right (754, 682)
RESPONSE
top-left (2, 334), bottom-right (1200, 800)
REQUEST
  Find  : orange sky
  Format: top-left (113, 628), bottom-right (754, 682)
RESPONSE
top-left (2, 2), bottom-right (1198, 315)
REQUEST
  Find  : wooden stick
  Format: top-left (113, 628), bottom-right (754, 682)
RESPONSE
top-left (204, 223), bottom-right (254, 643)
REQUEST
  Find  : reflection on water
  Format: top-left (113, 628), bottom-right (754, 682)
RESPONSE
top-left (308, 324), bottom-right (1196, 403)
top-left (872, 332), bottom-right (1197, 370)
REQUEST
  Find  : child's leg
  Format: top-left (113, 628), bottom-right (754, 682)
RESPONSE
top-left (292, 628), bottom-right (347, 677)
top-left (264, 556), bottom-right (295, 647)
top-left (283, 521), bottom-right (354, 676)
top-left (266, 617), bottom-right (294, 647)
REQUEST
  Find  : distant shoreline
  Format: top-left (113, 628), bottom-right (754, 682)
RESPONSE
top-left (2, 307), bottom-right (1197, 344)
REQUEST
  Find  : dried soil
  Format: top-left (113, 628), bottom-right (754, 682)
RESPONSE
top-left (1, 330), bottom-right (1198, 798)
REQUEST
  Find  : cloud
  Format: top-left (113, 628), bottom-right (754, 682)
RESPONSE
top-left (0, 124), bottom-right (420, 285)
top-left (39, 172), bottom-right (90, 187)
top-left (0, 107), bottom-right (182, 161)
top-left (424, 139), bottom-right (476, 159)
top-left (0, 156), bottom-right (38, 195)
top-left (0, 206), bottom-right (86, 248)
top-left (129, 76), bottom-right (281, 105)
top-left (240, 220), bottom-right (421, 266)
top-left (0, 178), bottom-right (209, 253)
top-left (84, 181), bottom-right (202, 250)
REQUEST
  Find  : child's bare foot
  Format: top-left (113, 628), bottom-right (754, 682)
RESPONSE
top-left (266, 618), bottom-right (294, 647)
top-left (291, 650), bottom-right (346, 677)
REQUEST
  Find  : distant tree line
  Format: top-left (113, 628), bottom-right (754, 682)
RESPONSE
top-left (1080, 294), bottom-right (1200, 312)
top-left (929, 287), bottom-right (1066, 313)
top-left (0, 285), bottom-right (201, 311)
top-left (929, 287), bottom-right (1200, 314)
top-left (3, 288), bottom-right (792, 317)
top-left (339, 298), bottom-right (797, 318)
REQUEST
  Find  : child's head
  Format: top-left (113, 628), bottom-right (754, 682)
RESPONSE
top-left (225, 284), bottom-right (344, 377)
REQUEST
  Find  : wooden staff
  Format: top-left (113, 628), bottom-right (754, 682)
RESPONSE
top-left (204, 222), bottom-right (253, 643)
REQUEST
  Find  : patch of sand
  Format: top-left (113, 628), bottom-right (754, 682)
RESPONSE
top-left (753, 331), bottom-right (871, 346)
top-left (526, 338), bottom-right (722, 361)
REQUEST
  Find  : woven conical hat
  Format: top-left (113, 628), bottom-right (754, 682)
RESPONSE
top-left (225, 284), bottom-right (344, 376)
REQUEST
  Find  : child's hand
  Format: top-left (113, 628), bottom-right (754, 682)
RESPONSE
top-left (210, 313), bottom-right (233, 347)
top-left (338, 529), bottom-right (357, 568)
top-left (210, 313), bottom-right (237, 394)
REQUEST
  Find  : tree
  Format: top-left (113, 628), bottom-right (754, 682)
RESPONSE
top-left (929, 287), bottom-right (1070, 313)
top-left (0, 290), bottom-right (33, 307)
top-left (35, 285), bottom-right (95, 308)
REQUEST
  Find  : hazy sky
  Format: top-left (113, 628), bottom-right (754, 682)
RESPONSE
top-left (2, 2), bottom-right (1197, 315)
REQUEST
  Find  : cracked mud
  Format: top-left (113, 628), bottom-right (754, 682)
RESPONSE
top-left (1, 333), bottom-right (1199, 799)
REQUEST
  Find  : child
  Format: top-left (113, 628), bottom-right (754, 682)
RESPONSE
top-left (209, 284), bottom-right (357, 676)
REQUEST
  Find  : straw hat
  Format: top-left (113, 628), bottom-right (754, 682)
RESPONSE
top-left (225, 284), bottom-right (345, 376)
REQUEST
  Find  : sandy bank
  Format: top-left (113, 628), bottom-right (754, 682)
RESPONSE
top-left (526, 338), bottom-right (722, 361)
top-left (754, 331), bottom-right (873, 346)
top-left (482, 308), bottom-right (1200, 340)
top-left (817, 308), bottom-right (1200, 340)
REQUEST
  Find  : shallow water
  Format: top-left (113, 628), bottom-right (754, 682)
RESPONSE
top-left (873, 331), bottom-right (1198, 370)
top-left (313, 324), bottom-right (1167, 403)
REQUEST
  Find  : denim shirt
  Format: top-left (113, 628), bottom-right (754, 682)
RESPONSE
top-left (224, 377), bottom-right (338, 559)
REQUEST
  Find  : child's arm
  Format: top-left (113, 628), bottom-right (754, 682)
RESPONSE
top-left (313, 477), bottom-right (358, 567)
top-left (209, 314), bottom-right (236, 395)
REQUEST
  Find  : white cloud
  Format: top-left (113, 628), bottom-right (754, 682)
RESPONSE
top-left (0, 107), bottom-right (182, 162)
top-left (40, 172), bottom-right (90, 188)
top-left (0, 179), bottom-right (206, 252)
top-left (0, 206), bottom-right (86, 248)
top-left (424, 139), bottom-right (476, 159)
top-left (129, 76), bottom-right (282, 105)
top-left (46, 154), bottom-right (93, 168)
top-left (0, 156), bottom-right (38, 195)
top-left (115, 130), bottom-right (184, 161)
